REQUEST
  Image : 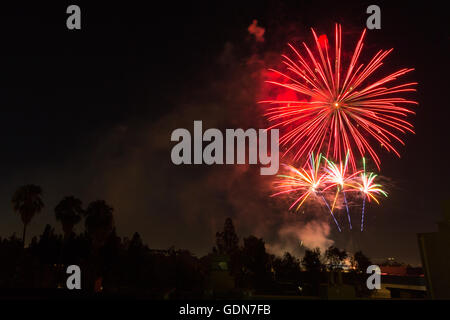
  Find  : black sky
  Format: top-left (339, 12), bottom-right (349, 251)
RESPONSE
top-left (0, 1), bottom-right (448, 265)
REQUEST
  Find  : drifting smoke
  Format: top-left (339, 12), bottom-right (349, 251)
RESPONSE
top-left (268, 221), bottom-right (334, 255)
top-left (92, 19), bottom-right (338, 257)
top-left (248, 20), bottom-right (265, 42)
top-left (26, 19), bottom-right (335, 258)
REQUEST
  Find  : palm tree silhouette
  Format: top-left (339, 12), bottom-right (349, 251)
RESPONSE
top-left (84, 200), bottom-right (114, 249)
top-left (55, 196), bottom-right (83, 240)
top-left (11, 184), bottom-right (44, 247)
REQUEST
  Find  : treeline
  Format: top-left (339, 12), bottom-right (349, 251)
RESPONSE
top-left (1, 184), bottom-right (373, 298)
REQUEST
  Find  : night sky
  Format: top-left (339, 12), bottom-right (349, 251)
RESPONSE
top-left (0, 1), bottom-right (448, 266)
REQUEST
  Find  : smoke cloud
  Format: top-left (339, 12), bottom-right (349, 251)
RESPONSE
top-left (73, 20), bottom-right (340, 258)
top-left (248, 20), bottom-right (265, 42)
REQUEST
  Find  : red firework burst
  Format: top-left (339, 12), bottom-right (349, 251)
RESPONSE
top-left (261, 24), bottom-right (417, 170)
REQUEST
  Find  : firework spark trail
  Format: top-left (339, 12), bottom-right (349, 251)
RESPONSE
top-left (272, 153), bottom-right (325, 210)
top-left (331, 189), bottom-right (339, 212)
top-left (271, 153), bottom-right (387, 232)
top-left (272, 153), bottom-right (343, 232)
top-left (323, 151), bottom-right (361, 229)
top-left (320, 193), bottom-right (342, 232)
top-left (271, 166), bottom-right (321, 210)
top-left (343, 191), bottom-right (351, 230)
top-left (350, 158), bottom-right (388, 231)
top-left (361, 196), bottom-right (366, 232)
top-left (261, 23), bottom-right (417, 170)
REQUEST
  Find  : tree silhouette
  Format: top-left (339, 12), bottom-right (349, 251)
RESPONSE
top-left (241, 235), bottom-right (271, 290)
top-left (273, 252), bottom-right (302, 282)
top-left (30, 224), bottom-right (62, 264)
top-left (11, 184), bottom-right (44, 247)
top-left (84, 200), bottom-right (114, 249)
top-left (354, 250), bottom-right (372, 273)
top-left (215, 217), bottom-right (239, 255)
top-left (301, 248), bottom-right (324, 272)
top-left (325, 246), bottom-right (348, 271)
top-left (54, 196), bottom-right (84, 240)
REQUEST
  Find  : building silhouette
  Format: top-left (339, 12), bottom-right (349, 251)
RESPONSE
top-left (417, 210), bottom-right (450, 299)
